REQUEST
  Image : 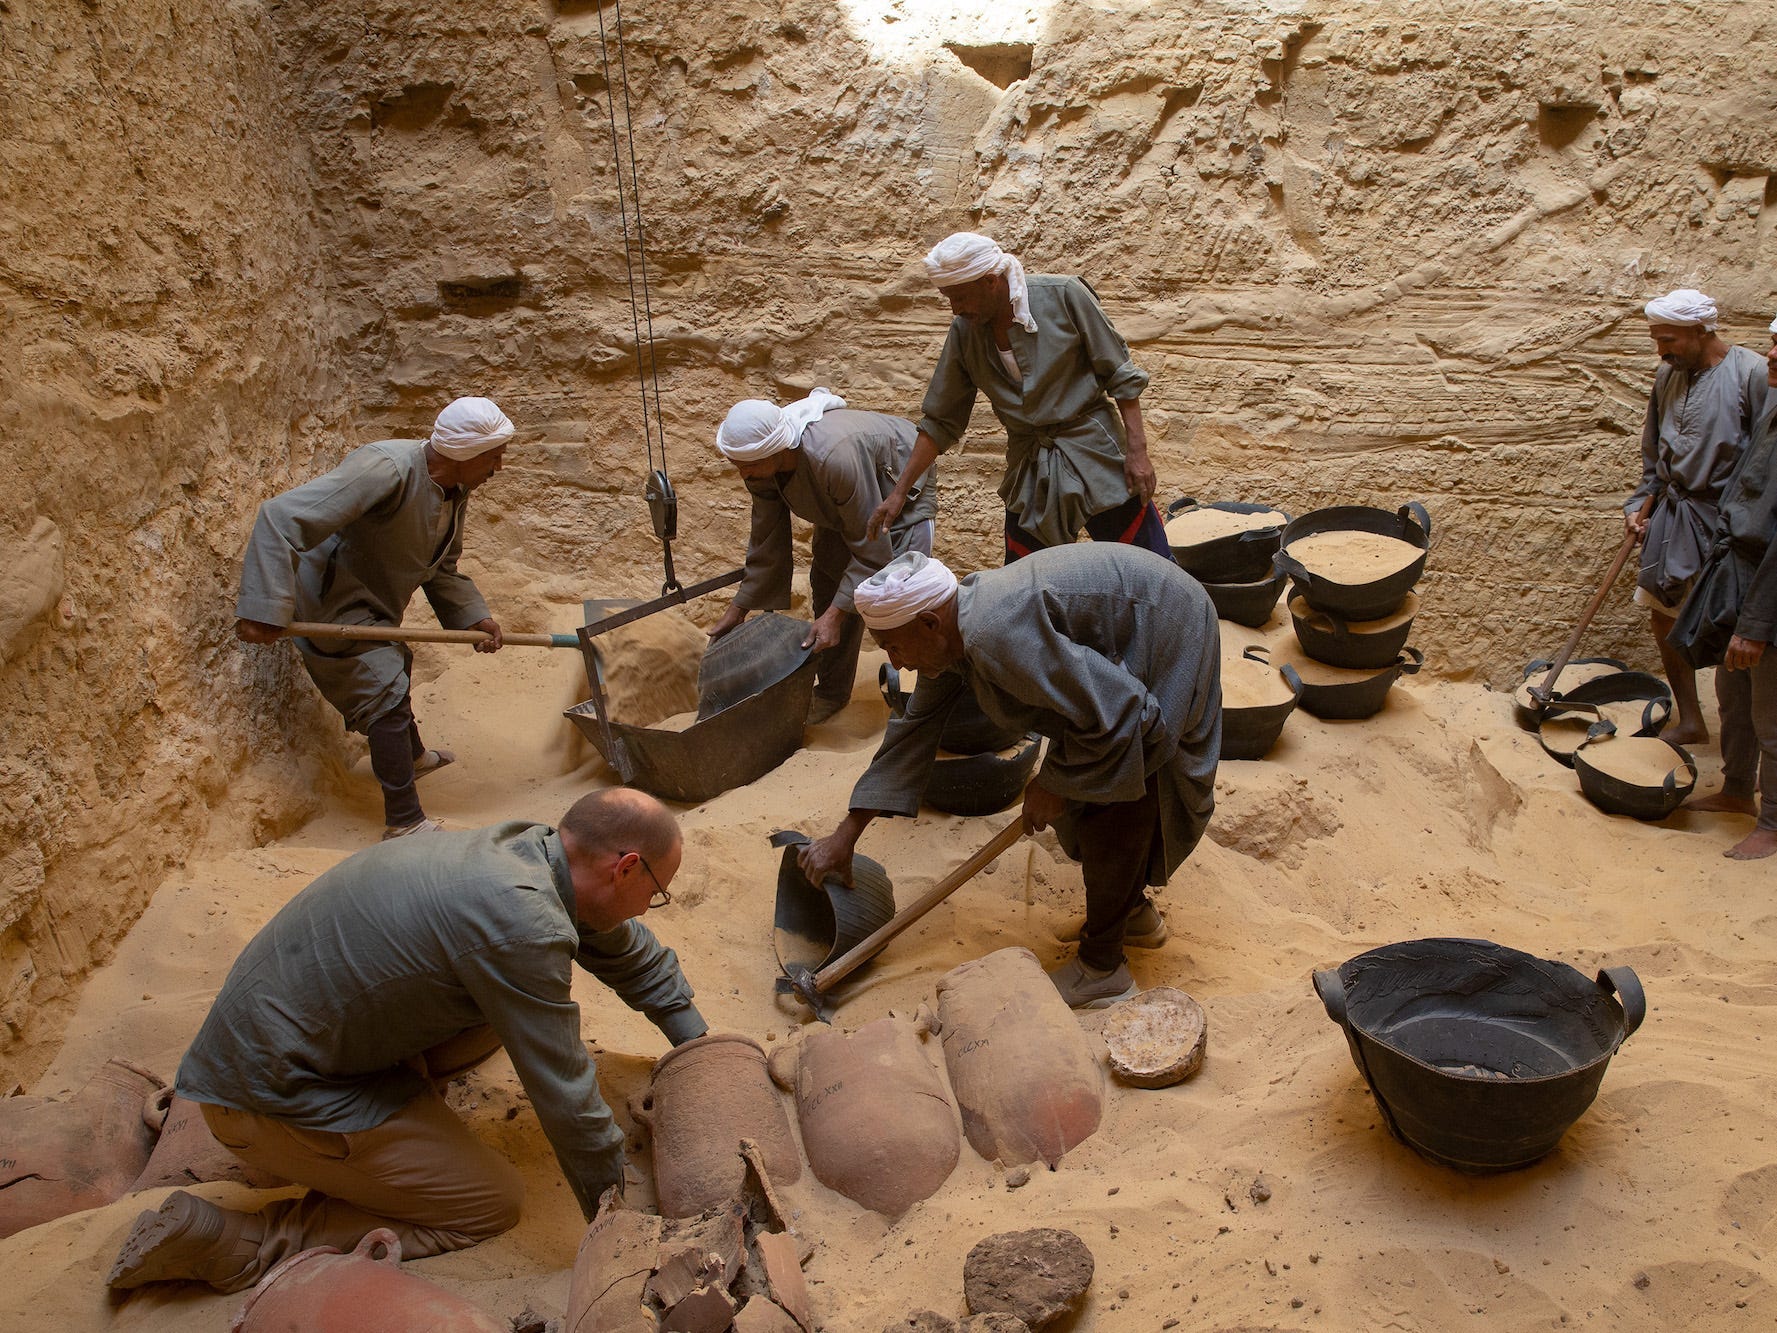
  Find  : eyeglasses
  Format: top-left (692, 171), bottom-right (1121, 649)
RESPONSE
top-left (637, 855), bottom-right (671, 910)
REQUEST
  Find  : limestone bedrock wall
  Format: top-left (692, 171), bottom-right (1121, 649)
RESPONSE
top-left (272, 0), bottom-right (1776, 677)
top-left (0, 1), bottom-right (352, 1082)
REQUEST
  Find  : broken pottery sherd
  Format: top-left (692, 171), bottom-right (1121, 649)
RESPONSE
top-left (936, 948), bottom-right (1104, 1167)
top-left (1098, 986), bottom-right (1208, 1088)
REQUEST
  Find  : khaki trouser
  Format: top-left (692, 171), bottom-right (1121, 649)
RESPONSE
top-left (200, 1030), bottom-right (522, 1290)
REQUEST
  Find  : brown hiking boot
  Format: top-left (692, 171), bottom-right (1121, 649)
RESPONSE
top-left (107, 1190), bottom-right (263, 1292)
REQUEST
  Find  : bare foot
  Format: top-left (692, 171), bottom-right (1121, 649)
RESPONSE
top-left (1661, 721), bottom-right (1709, 746)
top-left (1685, 790), bottom-right (1758, 815)
top-left (1726, 828), bottom-right (1777, 860)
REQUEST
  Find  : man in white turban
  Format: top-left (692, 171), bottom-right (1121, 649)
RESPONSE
top-left (709, 390), bottom-right (936, 720)
top-left (1626, 290), bottom-right (1772, 742)
top-left (235, 396), bottom-right (513, 839)
top-left (865, 232), bottom-right (1169, 564)
top-left (802, 546), bottom-right (1221, 1010)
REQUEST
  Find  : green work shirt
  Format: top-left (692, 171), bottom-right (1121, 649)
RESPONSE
top-left (235, 439), bottom-right (492, 730)
top-left (735, 408), bottom-right (938, 615)
top-left (176, 822), bottom-right (705, 1219)
top-left (918, 275), bottom-right (1151, 547)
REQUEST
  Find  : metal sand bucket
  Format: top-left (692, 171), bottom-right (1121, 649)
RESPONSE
top-left (1314, 938), bottom-right (1644, 1173)
top-left (565, 612), bottom-right (817, 804)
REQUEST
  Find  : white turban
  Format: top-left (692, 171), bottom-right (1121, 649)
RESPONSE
top-left (429, 397), bottom-right (514, 460)
top-left (714, 389), bottom-right (846, 463)
top-left (854, 551), bottom-right (960, 631)
top-left (1644, 289), bottom-right (1718, 330)
top-left (1770, 312), bottom-right (1777, 334)
top-left (923, 232), bottom-right (1039, 334)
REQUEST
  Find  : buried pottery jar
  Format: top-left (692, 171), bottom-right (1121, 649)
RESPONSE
top-left (934, 948), bottom-right (1103, 1167)
top-left (768, 1017), bottom-right (961, 1216)
top-left (133, 1090), bottom-right (287, 1193)
top-left (231, 1228), bottom-right (505, 1332)
top-left (0, 1057), bottom-right (164, 1238)
top-left (634, 1032), bottom-right (801, 1218)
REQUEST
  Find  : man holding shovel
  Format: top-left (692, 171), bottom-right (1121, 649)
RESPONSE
top-left (798, 546), bottom-right (1221, 1009)
top-left (1627, 290), bottom-right (1771, 742)
top-left (708, 390), bottom-right (937, 721)
top-left (234, 396), bottom-right (512, 839)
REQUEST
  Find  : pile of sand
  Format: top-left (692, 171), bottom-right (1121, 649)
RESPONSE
top-left (3, 626), bottom-right (1775, 1331)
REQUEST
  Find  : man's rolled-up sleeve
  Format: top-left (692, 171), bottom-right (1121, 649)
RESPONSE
top-left (917, 326), bottom-right (979, 452)
top-left (1064, 279), bottom-right (1149, 402)
top-left (575, 920), bottom-right (707, 1045)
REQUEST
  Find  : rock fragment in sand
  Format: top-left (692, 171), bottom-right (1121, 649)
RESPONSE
top-left (963, 1228), bottom-right (1095, 1329)
top-left (882, 1315), bottom-right (957, 1333)
top-left (1099, 987), bottom-right (1208, 1088)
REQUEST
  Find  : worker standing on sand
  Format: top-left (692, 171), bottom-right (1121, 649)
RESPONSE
top-left (708, 390), bottom-right (937, 721)
top-left (865, 231), bottom-right (1169, 564)
top-left (1680, 317), bottom-right (1777, 858)
top-left (107, 787), bottom-right (705, 1293)
top-left (234, 396), bottom-right (512, 840)
top-left (798, 546), bottom-right (1220, 1010)
top-left (1627, 289), bottom-right (1771, 744)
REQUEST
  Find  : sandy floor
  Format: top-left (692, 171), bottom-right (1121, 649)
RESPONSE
top-left (5, 605), bottom-right (1777, 1332)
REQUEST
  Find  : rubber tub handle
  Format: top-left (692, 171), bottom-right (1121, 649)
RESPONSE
top-left (1280, 663), bottom-right (1305, 700)
top-left (1312, 969), bottom-right (1349, 1027)
top-left (1241, 645), bottom-right (1271, 663)
top-left (1274, 549), bottom-right (1311, 592)
top-left (1597, 966), bottom-right (1646, 1037)
top-left (1640, 695), bottom-right (1672, 735)
top-left (1167, 494), bottom-right (1199, 517)
top-left (1396, 646), bottom-right (1426, 675)
top-left (878, 663), bottom-right (906, 717)
top-left (1398, 500), bottom-right (1432, 539)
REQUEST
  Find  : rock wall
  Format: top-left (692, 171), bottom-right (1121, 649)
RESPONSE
top-left (0, 0), bottom-right (352, 1081)
top-left (3, 0), bottom-right (1775, 1077)
top-left (269, 0), bottom-right (1777, 670)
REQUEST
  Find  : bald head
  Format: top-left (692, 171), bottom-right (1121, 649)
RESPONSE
top-left (558, 787), bottom-right (680, 864)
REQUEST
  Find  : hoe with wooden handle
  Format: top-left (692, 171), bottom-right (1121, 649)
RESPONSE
top-left (783, 818), bottom-right (1026, 1022)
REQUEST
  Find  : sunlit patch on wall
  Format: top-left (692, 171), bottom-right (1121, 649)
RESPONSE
top-left (838, 0), bottom-right (1052, 76)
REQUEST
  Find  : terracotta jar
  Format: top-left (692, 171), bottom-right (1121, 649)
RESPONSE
top-left (132, 1090), bottom-right (286, 1192)
top-left (768, 1018), bottom-right (959, 1216)
top-left (231, 1229), bottom-right (505, 1332)
top-left (935, 948), bottom-right (1104, 1167)
top-left (633, 1032), bottom-right (801, 1218)
top-left (0, 1057), bottom-right (163, 1238)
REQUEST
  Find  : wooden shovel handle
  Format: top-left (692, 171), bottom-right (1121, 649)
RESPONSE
top-left (1538, 496), bottom-right (1654, 698)
top-left (813, 818), bottom-right (1026, 992)
top-left (285, 621), bottom-right (578, 649)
